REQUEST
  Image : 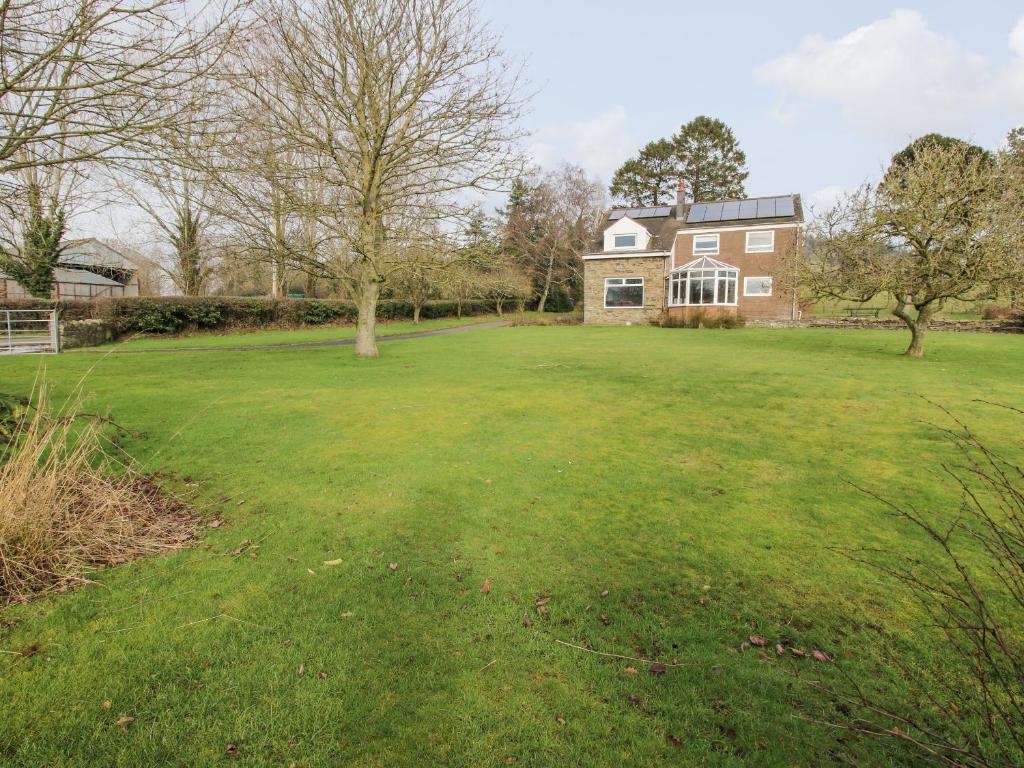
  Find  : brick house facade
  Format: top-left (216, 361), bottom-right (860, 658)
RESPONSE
top-left (583, 184), bottom-right (803, 325)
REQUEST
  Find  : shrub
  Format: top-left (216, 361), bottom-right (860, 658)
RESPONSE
top-left (981, 304), bottom-right (1021, 321)
top-left (658, 312), bottom-right (746, 329)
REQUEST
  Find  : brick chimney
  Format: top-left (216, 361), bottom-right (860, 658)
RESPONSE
top-left (676, 180), bottom-right (687, 218)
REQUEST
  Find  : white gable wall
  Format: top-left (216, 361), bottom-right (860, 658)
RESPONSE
top-left (602, 216), bottom-right (652, 252)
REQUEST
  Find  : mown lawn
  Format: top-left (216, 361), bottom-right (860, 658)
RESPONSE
top-left (1, 325), bottom-right (1022, 767)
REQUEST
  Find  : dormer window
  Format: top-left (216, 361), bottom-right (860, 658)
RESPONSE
top-left (613, 234), bottom-right (637, 249)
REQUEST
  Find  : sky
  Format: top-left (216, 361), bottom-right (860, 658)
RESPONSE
top-left (480, 0), bottom-right (1024, 214)
top-left (73, 0), bottom-right (1023, 240)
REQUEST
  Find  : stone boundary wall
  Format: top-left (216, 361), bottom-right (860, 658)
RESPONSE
top-left (747, 317), bottom-right (1023, 333)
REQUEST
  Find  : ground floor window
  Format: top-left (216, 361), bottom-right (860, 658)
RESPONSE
top-left (668, 257), bottom-right (738, 306)
top-left (604, 277), bottom-right (644, 308)
top-left (743, 276), bottom-right (773, 297)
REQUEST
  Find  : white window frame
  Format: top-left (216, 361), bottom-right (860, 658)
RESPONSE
top-left (603, 276), bottom-right (645, 309)
top-left (745, 230), bottom-right (775, 254)
top-left (743, 276), bottom-right (773, 297)
top-left (612, 233), bottom-right (638, 250)
top-left (692, 234), bottom-right (719, 256)
top-left (667, 268), bottom-right (738, 307)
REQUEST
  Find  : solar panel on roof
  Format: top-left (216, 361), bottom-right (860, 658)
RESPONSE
top-left (655, 206), bottom-right (672, 217)
top-left (608, 210), bottom-right (626, 220)
top-left (756, 198), bottom-right (777, 218)
top-left (687, 203), bottom-right (707, 223)
top-left (703, 202), bottom-right (724, 222)
top-left (775, 196), bottom-right (795, 216)
top-left (721, 201), bottom-right (741, 220)
top-left (738, 200), bottom-right (758, 219)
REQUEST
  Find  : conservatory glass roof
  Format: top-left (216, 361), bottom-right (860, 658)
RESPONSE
top-left (671, 256), bottom-right (739, 272)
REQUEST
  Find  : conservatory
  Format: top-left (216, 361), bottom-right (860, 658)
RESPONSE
top-left (667, 256), bottom-right (739, 307)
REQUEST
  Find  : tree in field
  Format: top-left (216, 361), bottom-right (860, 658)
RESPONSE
top-left (609, 139), bottom-right (677, 207)
top-left (673, 116), bottom-right (748, 203)
top-left (504, 164), bottom-right (605, 313)
top-left (803, 140), bottom-right (1024, 357)
top-left (0, 0), bottom-right (245, 179)
top-left (609, 116), bottom-right (748, 206)
top-left (0, 176), bottom-right (67, 297)
top-left (116, 104), bottom-right (219, 296)
top-left (238, 0), bottom-right (525, 357)
top-left (390, 239), bottom-right (446, 324)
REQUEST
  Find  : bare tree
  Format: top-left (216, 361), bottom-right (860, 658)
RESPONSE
top-left (802, 141), bottom-right (1024, 357)
top-left (234, 0), bottom-right (525, 356)
top-left (504, 164), bottom-right (605, 313)
top-left (0, 0), bottom-right (247, 179)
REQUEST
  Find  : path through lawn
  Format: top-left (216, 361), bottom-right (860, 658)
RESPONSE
top-left (1, 326), bottom-right (1021, 766)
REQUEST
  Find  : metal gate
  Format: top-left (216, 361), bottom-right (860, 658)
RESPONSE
top-left (1, 309), bottom-right (60, 355)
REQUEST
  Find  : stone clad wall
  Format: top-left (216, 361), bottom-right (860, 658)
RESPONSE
top-left (583, 256), bottom-right (668, 325)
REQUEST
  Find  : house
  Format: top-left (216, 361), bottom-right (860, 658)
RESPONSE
top-left (583, 183), bottom-right (803, 324)
top-left (0, 238), bottom-right (141, 300)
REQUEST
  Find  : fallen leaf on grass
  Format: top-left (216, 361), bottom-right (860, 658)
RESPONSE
top-left (775, 644), bottom-right (785, 656)
top-left (317, 671), bottom-right (328, 680)
top-left (404, 578), bottom-right (412, 586)
top-left (749, 635), bottom-right (767, 647)
top-left (790, 648), bottom-right (806, 658)
top-left (481, 579), bottom-right (491, 594)
top-left (322, 559), bottom-right (344, 567)
top-left (649, 663), bottom-right (667, 676)
top-left (388, 563), bottom-right (398, 572)
top-left (102, 700), bottom-right (112, 711)
top-left (600, 590), bottom-right (609, 598)
top-left (307, 568), bottom-right (315, 576)
top-left (503, 758), bottom-right (515, 765)
top-left (534, 596), bottom-right (550, 607)
top-left (116, 715), bottom-right (134, 733)
top-left (666, 733), bottom-right (683, 748)
top-left (209, 519), bottom-right (223, 529)
top-left (626, 694), bottom-right (641, 706)
top-left (812, 650), bottom-right (833, 663)
top-left (340, 611), bottom-right (354, 618)
top-left (600, 614), bottom-right (610, 626)
top-left (297, 664), bottom-right (305, 677)
top-left (225, 743), bottom-right (240, 758)
top-left (522, 613), bottom-right (533, 628)
top-left (624, 667), bottom-right (639, 675)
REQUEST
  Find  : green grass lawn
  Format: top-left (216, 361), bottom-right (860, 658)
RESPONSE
top-left (2, 325), bottom-right (1022, 766)
top-left (89, 313), bottom-right (516, 351)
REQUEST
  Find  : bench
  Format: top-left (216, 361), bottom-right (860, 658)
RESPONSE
top-left (844, 307), bottom-right (881, 318)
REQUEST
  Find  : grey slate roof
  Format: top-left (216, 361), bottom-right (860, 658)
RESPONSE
top-left (593, 194), bottom-right (803, 253)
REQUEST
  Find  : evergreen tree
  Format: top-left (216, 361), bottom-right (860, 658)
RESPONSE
top-left (672, 116), bottom-right (748, 203)
top-left (609, 139), bottom-right (676, 207)
top-left (0, 182), bottom-right (66, 298)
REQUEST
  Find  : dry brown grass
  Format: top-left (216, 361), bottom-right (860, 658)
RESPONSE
top-left (0, 384), bottom-right (197, 606)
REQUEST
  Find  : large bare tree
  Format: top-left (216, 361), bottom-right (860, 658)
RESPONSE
top-left (803, 140), bottom-right (1024, 357)
top-left (235, 0), bottom-right (524, 356)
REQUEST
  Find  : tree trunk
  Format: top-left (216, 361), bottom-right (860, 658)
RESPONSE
top-left (893, 298), bottom-right (936, 358)
top-left (495, 299), bottom-right (504, 316)
top-left (355, 277), bottom-right (379, 357)
top-left (457, 299), bottom-right (462, 319)
top-left (413, 304), bottom-right (421, 325)
top-left (537, 250), bottom-right (555, 313)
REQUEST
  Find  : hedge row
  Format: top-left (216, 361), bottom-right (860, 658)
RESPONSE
top-left (0, 296), bottom-right (504, 335)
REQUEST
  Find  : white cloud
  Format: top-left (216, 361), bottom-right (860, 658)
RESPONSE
top-left (756, 10), bottom-right (1023, 141)
top-left (528, 107), bottom-right (636, 183)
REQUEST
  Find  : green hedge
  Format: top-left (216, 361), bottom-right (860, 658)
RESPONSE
top-left (0, 296), bottom-right (503, 336)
